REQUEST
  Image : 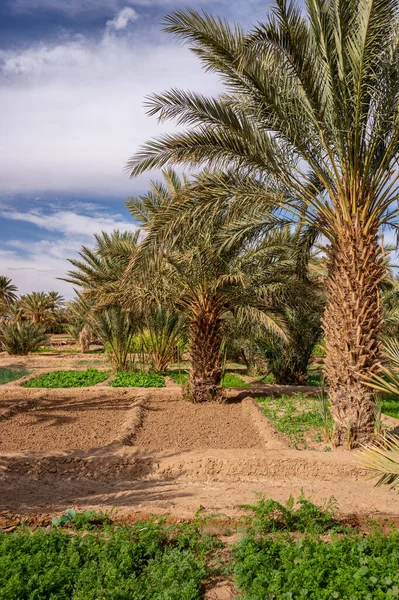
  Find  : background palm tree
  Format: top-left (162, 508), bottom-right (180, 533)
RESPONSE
top-left (127, 1), bottom-right (399, 444)
top-left (126, 170), bottom-right (316, 402)
top-left (19, 291), bottom-right (64, 327)
top-left (0, 276), bottom-right (18, 315)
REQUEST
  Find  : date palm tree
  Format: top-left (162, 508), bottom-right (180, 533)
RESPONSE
top-left (63, 230), bottom-right (140, 307)
top-left (126, 1), bottom-right (399, 444)
top-left (0, 276), bottom-right (18, 314)
top-left (126, 170), bottom-right (316, 402)
top-left (19, 291), bottom-right (63, 326)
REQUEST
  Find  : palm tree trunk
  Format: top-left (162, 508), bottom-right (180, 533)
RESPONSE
top-left (323, 213), bottom-right (386, 447)
top-left (184, 311), bottom-right (225, 403)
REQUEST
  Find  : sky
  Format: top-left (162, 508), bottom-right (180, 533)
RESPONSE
top-left (0, 0), bottom-right (272, 298)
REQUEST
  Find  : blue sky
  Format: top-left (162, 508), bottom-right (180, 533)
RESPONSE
top-left (0, 0), bottom-right (272, 297)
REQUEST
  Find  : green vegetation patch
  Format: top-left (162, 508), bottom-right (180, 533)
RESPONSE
top-left (234, 529), bottom-right (399, 599)
top-left (168, 369), bottom-right (189, 384)
top-left (221, 373), bottom-right (248, 388)
top-left (109, 371), bottom-right (165, 387)
top-left (0, 516), bottom-right (220, 600)
top-left (381, 394), bottom-right (399, 419)
top-left (24, 368), bottom-right (110, 388)
top-left (233, 495), bottom-right (399, 599)
top-left (31, 347), bottom-right (80, 354)
top-left (2, 498), bottom-right (399, 600)
top-left (167, 370), bottom-right (248, 387)
top-left (0, 368), bottom-right (29, 385)
top-left (257, 393), bottom-right (333, 449)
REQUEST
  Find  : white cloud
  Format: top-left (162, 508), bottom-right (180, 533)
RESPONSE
top-left (0, 208), bottom-right (135, 238)
top-left (105, 7), bottom-right (138, 32)
top-left (0, 206), bottom-right (137, 296)
top-left (0, 243), bottom-right (76, 297)
top-left (0, 16), bottom-right (220, 196)
top-left (11, 0), bottom-right (226, 14)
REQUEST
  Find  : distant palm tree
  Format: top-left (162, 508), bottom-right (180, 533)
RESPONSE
top-left (19, 291), bottom-right (62, 326)
top-left (127, 1), bottom-right (399, 444)
top-left (0, 276), bottom-right (18, 313)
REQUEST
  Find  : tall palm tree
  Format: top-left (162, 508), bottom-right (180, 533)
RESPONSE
top-left (0, 276), bottom-right (18, 314)
top-left (126, 170), bottom-right (314, 402)
top-left (126, 1), bottom-right (399, 444)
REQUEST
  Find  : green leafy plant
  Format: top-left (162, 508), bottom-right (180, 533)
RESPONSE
top-left (0, 368), bottom-right (29, 385)
top-left (109, 371), bottom-right (165, 388)
top-left (94, 307), bottom-right (139, 372)
top-left (241, 494), bottom-right (343, 535)
top-left (24, 369), bottom-right (109, 388)
top-left (233, 528), bottom-right (399, 599)
top-left (0, 517), bottom-right (220, 599)
top-left (0, 321), bottom-right (48, 355)
top-left (317, 384), bottom-right (334, 442)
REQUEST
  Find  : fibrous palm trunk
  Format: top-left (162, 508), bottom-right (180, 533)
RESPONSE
top-left (323, 212), bottom-right (386, 447)
top-left (184, 311), bottom-right (225, 403)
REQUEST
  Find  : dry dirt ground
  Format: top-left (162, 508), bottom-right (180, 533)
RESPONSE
top-left (1, 351), bottom-right (399, 528)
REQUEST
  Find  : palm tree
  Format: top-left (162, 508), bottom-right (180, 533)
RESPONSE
top-left (0, 276), bottom-right (18, 314)
top-left (126, 2), bottom-right (399, 444)
top-left (19, 292), bottom-right (54, 325)
top-left (126, 170), bottom-right (313, 402)
top-left (63, 230), bottom-right (140, 307)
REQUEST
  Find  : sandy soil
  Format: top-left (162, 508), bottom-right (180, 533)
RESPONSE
top-left (134, 399), bottom-right (264, 451)
top-left (0, 394), bottom-right (133, 452)
top-left (1, 353), bottom-right (398, 526)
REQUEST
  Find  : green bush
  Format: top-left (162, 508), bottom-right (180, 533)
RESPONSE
top-left (0, 368), bottom-right (29, 385)
top-left (0, 517), bottom-right (219, 600)
top-left (24, 369), bottom-right (109, 388)
top-left (109, 371), bottom-right (165, 387)
top-left (0, 321), bottom-right (48, 355)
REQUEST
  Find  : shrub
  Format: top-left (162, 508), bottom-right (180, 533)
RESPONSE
top-left (109, 371), bottom-right (165, 388)
top-left (95, 307), bottom-right (139, 371)
top-left (24, 369), bottom-right (109, 388)
top-left (140, 306), bottom-right (186, 374)
top-left (0, 369), bottom-right (29, 385)
top-left (0, 321), bottom-right (48, 355)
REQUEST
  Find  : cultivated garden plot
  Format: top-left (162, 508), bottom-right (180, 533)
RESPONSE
top-left (0, 393), bottom-right (134, 452)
